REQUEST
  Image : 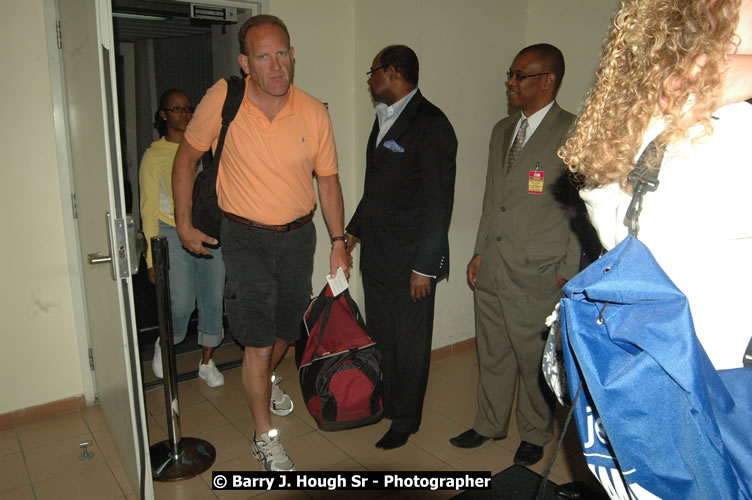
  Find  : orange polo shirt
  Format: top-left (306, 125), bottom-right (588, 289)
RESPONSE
top-left (184, 77), bottom-right (339, 225)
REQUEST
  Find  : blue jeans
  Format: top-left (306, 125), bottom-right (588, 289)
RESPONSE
top-left (161, 221), bottom-right (225, 347)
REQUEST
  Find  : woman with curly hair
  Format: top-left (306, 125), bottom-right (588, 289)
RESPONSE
top-left (559, 0), bottom-right (752, 369)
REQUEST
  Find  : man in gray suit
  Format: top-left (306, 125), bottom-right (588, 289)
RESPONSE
top-left (449, 44), bottom-right (580, 467)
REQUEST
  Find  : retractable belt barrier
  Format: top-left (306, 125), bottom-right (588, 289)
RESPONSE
top-left (149, 236), bottom-right (216, 481)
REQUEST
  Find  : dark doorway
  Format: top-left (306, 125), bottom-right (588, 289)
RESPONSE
top-left (111, 0), bottom-right (256, 389)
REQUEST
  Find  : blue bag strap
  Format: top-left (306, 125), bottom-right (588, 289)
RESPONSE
top-left (624, 137), bottom-right (666, 237)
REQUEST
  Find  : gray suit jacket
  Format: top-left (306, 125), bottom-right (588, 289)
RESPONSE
top-left (474, 102), bottom-right (580, 295)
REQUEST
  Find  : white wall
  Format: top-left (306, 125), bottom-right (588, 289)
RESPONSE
top-left (1, 0), bottom-right (618, 415)
top-left (271, 0), bottom-right (618, 349)
top-left (527, 0), bottom-right (618, 113)
top-left (0, 0), bottom-right (83, 414)
top-left (269, 0), bottom-right (362, 301)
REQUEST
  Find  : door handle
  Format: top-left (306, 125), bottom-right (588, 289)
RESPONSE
top-left (85, 212), bottom-right (118, 280)
top-left (86, 212), bottom-right (130, 280)
top-left (87, 252), bottom-right (113, 265)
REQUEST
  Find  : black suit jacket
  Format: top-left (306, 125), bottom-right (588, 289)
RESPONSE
top-left (347, 90), bottom-right (457, 286)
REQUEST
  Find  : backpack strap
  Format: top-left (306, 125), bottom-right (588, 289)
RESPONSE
top-left (210, 76), bottom-right (246, 172)
top-left (624, 137), bottom-right (666, 237)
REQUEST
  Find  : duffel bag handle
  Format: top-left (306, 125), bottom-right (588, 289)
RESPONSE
top-left (305, 284), bottom-right (369, 358)
top-left (307, 285), bottom-right (334, 357)
top-left (305, 284), bottom-right (334, 333)
top-left (342, 289), bottom-right (366, 331)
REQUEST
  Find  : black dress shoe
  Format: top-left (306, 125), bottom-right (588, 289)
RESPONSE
top-left (449, 429), bottom-right (500, 448)
top-left (514, 440), bottom-right (544, 466)
top-left (555, 481), bottom-right (586, 499)
top-left (375, 429), bottom-right (410, 450)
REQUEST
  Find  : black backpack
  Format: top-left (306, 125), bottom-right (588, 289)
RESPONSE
top-left (191, 76), bottom-right (245, 244)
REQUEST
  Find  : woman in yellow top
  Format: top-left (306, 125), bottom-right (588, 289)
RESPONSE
top-left (139, 89), bottom-right (225, 387)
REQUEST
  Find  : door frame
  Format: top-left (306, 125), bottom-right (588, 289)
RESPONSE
top-left (43, 0), bottom-right (97, 404)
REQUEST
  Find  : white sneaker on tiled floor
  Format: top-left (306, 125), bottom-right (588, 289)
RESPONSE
top-left (198, 359), bottom-right (224, 387)
top-left (270, 373), bottom-right (293, 416)
top-left (252, 429), bottom-right (295, 471)
top-left (152, 339), bottom-right (163, 379)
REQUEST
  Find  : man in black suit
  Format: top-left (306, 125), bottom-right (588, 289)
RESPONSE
top-left (346, 45), bottom-right (457, 450)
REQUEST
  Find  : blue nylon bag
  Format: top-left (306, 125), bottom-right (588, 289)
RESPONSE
top-left (559, 235), bottom-right (752, 500)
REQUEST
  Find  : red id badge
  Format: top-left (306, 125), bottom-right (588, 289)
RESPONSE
top-left (528, 169), bottom-right (544, 194)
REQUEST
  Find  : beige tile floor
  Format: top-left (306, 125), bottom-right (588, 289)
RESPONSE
top-left (1, 347), bottom-right (598, 499)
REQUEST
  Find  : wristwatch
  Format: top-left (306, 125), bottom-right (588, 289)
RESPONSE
top-left (331, 235), bottom-right (347, 248)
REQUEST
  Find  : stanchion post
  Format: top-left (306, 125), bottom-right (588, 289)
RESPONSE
top-left (152, 236), bottom-right (182, 460)
top-left (149, 236), bottom-right (215, 481)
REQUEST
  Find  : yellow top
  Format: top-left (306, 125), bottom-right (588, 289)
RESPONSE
top-left (138, 137), bottom-right (177, 268)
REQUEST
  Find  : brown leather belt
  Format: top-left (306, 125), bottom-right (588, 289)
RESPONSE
top-left (224, 211), bottom-right (314, 232)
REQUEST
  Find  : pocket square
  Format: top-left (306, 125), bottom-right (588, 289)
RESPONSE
top-left (383, 140), bottom-right (405, 153)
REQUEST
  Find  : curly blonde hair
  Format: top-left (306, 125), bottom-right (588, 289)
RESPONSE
top-left (559, 0), bottom-right (740, 188)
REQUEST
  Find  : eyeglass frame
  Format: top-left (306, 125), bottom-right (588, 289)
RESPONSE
top-left (366, 65), bottom-right (387, 77)
top-left (162, 106), bottom-right (195, 114)
top-left (506, 70), bottom-right (550, 82)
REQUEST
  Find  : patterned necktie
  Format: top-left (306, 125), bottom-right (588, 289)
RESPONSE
top-left (507, 118), bottom-right (528, 169)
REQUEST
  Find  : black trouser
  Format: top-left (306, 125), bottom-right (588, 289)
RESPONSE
top-left (362, 272), bottom-right (436, 434)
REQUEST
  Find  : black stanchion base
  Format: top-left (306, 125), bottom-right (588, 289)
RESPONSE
top-left (150, 437), bottom-right (216, 482)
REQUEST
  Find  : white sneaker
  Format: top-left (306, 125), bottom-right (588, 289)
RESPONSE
top-left (198, 359), bottom-right (224, 387)
top-left (152, 340), bottom-right (163, 379)
top-left (252, 429), bottom-right (295, 471)
top-left (270, 373), bottom-right (293, 416)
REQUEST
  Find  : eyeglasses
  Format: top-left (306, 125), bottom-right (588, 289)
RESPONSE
top-left (506, 70), bottom-right (549, 81)
top-left (163, 106), bottom-right (194, 114)
top-left (366, 65), bottom-right (386, 77)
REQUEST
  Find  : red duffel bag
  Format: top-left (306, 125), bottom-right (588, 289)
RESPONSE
top-left (296, 284), bottom-right (383, 431)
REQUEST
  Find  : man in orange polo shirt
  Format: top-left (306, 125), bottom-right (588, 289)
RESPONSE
top-left (172, 14), bottom-right (349, 472)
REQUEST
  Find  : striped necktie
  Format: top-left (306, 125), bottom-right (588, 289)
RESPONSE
top-left (507, 118), bottom-right (528, 169)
